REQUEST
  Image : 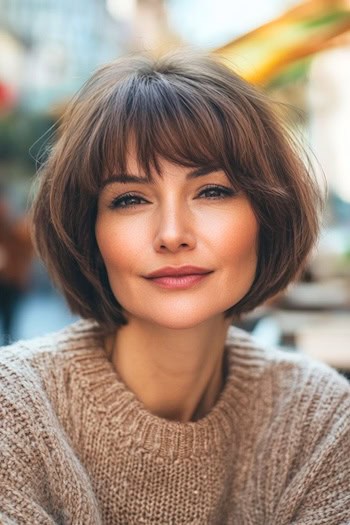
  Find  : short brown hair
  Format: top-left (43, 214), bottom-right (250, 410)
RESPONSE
top-left (31, 51), bottom-right (322, 330)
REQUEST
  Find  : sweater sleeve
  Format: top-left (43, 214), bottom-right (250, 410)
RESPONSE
top-left (0, 345), bottom-right (102, 525)
top-left (273, 364), bottom-right (350, 525)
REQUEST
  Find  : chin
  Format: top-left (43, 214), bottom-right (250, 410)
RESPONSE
top-left (126, 306), bottom-right (229, 331)
top-left (152, 318), bottom-right (210, 331)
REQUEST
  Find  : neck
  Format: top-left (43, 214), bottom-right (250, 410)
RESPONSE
top-left (108, 316), bottom-right (232, 422)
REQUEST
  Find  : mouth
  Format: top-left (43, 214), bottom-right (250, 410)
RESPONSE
top-left (145, 266), bottom-right (213, 279)
top-left (143, 265), bottom-right (214, 289)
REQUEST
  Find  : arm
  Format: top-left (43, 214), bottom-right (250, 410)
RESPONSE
top-left (0, 369), bottom-right (60, 524)
top-left (0, 488), bottom-right (56, 525)
top-left (0, 346), bottom-right (101, 525)
top-left (274, 378), bottom-right (350, 525)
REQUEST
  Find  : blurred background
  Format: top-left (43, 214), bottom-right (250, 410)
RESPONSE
top-left (0, 0), bottom-right (349, 374)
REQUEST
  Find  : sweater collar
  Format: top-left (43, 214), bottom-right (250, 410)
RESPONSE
top-left (70, 320), bottom-right (266, 460)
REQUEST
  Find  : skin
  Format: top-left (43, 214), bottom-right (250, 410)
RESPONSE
top-left (95, 150), bottom-right (259, 422)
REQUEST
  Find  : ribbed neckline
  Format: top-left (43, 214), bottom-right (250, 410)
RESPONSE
top-left (68, 320), bottom-right (266, 459)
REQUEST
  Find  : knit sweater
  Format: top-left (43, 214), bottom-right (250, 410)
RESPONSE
top-left (0, 320), bottom-right (349, 525)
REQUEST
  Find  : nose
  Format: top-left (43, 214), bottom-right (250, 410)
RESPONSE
top-left (153, 201), bottom-right (196, 253)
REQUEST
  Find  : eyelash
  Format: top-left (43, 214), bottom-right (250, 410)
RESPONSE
top-left (109, 185), bottom-right (236, 209)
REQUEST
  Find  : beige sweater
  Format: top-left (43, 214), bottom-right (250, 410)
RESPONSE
top-left (0, 320), bottom-right (349, 525)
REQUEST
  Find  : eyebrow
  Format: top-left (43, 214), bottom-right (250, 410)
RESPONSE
top-left (101, 165), bottom-right (220, 188)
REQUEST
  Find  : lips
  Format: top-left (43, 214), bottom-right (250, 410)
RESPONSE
top-left (145, 265), bottom-right (213, 279)
top-left (144, 267), bottom-right (213, 290)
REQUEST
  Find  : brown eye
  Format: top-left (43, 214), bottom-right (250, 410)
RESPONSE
top-left (197, 185), bottom-right (236, 200)
top-left (109, 193), bottom-right (149, 209)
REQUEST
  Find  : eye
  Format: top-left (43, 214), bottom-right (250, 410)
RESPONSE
top-left (109, 193), bottom-right (149, 209)
top-left (197, 185), bottom-right (236, 200)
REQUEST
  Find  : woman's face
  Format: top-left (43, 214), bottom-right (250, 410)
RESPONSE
top-left (95, 153), bottom-right (259, 329)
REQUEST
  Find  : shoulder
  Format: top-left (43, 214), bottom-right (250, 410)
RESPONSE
top-left (228, 327), bottom-right (350, 521)
top-left (0, 319), bottom-right (103, 425)
top-left (228, 326), bottom-right (350, 426)
top-left (0, 321), bottom-right (103, 523)
top-left (0, 319), bottom-right (104, 462)
top-left (0, 318), bottom-right (103, 379)
top-left (229, 325), bottom-right (350, 390)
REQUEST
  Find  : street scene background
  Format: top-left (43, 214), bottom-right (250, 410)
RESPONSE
top-left (1, 0), bottom-right (350, 374)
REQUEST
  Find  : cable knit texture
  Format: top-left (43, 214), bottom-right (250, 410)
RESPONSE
top-left (0, 319), bottom-right (349, 524)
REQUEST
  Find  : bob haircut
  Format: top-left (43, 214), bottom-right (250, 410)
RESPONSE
top-left (31, 51), bottom-right (322, 331)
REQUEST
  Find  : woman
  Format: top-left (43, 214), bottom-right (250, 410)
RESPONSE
top-left (0, 52), bottom-right (349, 524)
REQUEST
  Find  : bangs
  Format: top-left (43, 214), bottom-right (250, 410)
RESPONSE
top-left (91, 72), bottom-right (240, 185)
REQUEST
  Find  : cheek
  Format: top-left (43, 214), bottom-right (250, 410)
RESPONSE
top-left (95, 216), bottom-right (147, 273)
top-left (229, 223), bottom-right (258, 266)
top-left (210, 206), bottom-right (259, 272)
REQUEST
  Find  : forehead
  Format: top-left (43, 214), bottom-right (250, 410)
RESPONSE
top-left (101, 132), bottom-right (224, 185)
top-left (99, 81), bottom-right (235, 186)
top-left (124, 145), bottom-right (219, 177)
top-left (93, 70), bottom-right (255, 195)
top-left (101, 161), bottom-right (227, 190)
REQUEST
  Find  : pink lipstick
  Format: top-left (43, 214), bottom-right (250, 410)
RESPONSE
top-left (144, 265), bottom-right (213, 289)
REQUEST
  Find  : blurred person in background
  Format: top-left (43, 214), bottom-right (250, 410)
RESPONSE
top-left (0, 51), bottom-right (349, 524)
top-left (0, 184), bottom-right (32, 344)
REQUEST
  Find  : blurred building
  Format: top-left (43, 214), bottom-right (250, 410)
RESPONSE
top-left (0, 0), bottom-right (126, 110)
top-left (0, 0), bottom-right (349, 360)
